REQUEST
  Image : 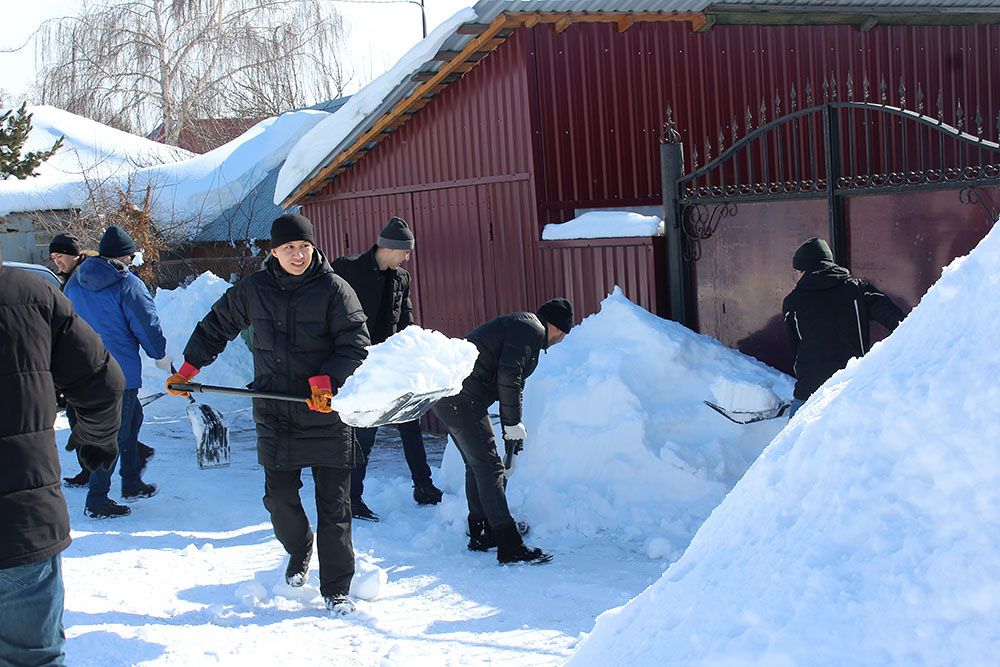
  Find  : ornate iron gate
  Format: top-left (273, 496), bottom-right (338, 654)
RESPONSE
top-left (660, 74), bottom-right (1000, 326)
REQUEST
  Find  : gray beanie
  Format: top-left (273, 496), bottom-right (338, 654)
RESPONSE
top-left (377, 217), bottom-right (415, 250)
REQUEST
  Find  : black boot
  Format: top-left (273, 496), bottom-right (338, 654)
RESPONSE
top-left (413, 482), bottom-right (443, 505)
top-left (351, 496), bottom-right (380, 522)
top-left (467, 517), bottom-right (494, 551)
top-left (285, 533), bottom-right (314, 587)
top-left (63, 468), bottom-right (91, 488)
top-left (138, 442), bottom-right (155, 474)
top-left (495, 522), bottom-right (552, 565)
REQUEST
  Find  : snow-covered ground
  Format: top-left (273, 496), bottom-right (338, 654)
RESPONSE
top-left (52, 275), bottom-right (789, 665)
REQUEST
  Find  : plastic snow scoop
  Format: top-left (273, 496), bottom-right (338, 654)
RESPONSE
top-left (703, 400), bottom-right (792, 424)
top-left (168, 368), bottom-right (230, 469)
top-left (503, 439), bottom-right (524, 473)
top-left (166, 381), bottom-right (452, 429)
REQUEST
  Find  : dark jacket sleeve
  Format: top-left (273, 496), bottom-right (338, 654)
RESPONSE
top-left (319, 279), bottom-right (370, 388)
top-left (49, 287), bottom-right (125, 457)
top-left (183, 282), bottom-right (251, 370)
top-left (862, 280), bottom-right (905, 332)
top-left (496, 318), bottom-right (541, 427)
top-left (782, 294), bottom-right (800, 367)
top-left (398, 275), bottom-right (414, 330)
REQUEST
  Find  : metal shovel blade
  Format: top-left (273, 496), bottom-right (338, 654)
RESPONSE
top-left (337, 388), bottom-right (456, 428)
top-left (703, 400), bottom-right (792, 424)
top-left (186, 402), bottom-right (230, 469)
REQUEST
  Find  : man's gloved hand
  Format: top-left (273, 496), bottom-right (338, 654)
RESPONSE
top-left (306, 375), bottom-right (334, 414)
top-left (503, 422), bottom-right (528, 441)
top-left (67, 432), bottom-right (118, 472)
top-left (154, 355), bottom-right (173, 373)
top-left (166, 361), bottom-right (200, 397)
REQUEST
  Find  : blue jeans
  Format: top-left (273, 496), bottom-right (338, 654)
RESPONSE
top-left (0, 556), bottom-right (66, 666)
top-left (789, 398), bottom-right (806, 418)
top-left (351, 420), bottom-right (432, 498)
top-left (87, 388), bottom-right (143, 509)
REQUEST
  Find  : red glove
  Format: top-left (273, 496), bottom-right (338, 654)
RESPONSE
top-left (306, 375), bottom-right (334, 413)
top-left (166, 361), bottom-right (200, 397)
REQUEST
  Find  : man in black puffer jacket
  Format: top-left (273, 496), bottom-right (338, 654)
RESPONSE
top-left (1, 257), bottom-right (124, 665)
top-left (166, 214), bottom-right (369, 614)
top-left (433, 298), bottom-right (574, 565)
top-left (783, 237), bottom-right (905, 416)
top-left (332, 216), bottom-right (443, 521)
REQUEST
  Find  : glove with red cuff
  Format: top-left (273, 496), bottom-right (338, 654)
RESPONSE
top-left (306, 375), bottom-right (334, 413)
top-left (166, 361), bottom-right (201, 397)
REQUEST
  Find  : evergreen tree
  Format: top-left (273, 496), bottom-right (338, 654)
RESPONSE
top-left (0, 103), bottom-right (63, 180)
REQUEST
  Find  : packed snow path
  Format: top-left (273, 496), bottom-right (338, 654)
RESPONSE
top-left (54, 408), bottom-right (666, 666)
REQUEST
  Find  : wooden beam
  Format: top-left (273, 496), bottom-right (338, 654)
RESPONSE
top-left (430, 50), bottom-right (462, 61)
top-left (456, 23), bottom-right (487, 35)
top-left (692, 14), bottom-right (716, 32)
top-left (616, 16), bottom-right (634, 33)
top-left (860, 15), bottom-right (878, 32)
top-left (554, 16), bottom-right (572, 33)
top-left (520, 13), bottom-right (542, 29)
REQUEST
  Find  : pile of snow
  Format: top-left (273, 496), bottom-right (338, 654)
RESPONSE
top-left (440, 288), bottom-right (793, 560)
top-left (0, 107), bottom-right (327, 233)
top-left (568, 223), bottom-right (1000, 666)
top-left (274, 7), bottom-right (477, 204)
top-left (332, 326), bottom-right (479, 427)
top-left (542, 211), bottom-right (664, 240)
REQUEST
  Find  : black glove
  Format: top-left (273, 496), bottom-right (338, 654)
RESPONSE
top-left (67, 432), bottom-right (118, 472)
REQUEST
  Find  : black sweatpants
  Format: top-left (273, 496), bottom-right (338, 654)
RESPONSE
top-left (263, 466), bottom-right (353, 597)
top-left (432, 393), bottom-right (514, 530)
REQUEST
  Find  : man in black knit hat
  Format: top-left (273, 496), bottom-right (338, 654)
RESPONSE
top-left (332, 216), bottom-right (443, 522)
top-left (783, 237), bottom-right (905, 417)
top-left (167, 214), bottom-right (370, 613)
top-left (432, 297), bottom-right (574, 565)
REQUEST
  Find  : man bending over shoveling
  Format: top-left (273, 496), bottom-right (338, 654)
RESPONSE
top-left (166, 214), bottom-right (370, 613)
top-left (432, 298), bottom-right (574, 565)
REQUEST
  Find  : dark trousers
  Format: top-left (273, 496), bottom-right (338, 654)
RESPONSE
top-left (350, 420), bottom-right (432, 498)
top-left (432, 393), bottom-right (514, 529)
top-left (87, 389), bottom-right (143, 508)
top-left (263, 466), bottom-right (353, 597)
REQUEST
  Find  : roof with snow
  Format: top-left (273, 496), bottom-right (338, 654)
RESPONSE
top-left (277, 0), bottom-right (1000, 207)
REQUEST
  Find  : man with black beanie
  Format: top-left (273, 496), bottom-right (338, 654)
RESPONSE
top-left (432, 297), bottom-right (574, 565)
top-left (783, 237), bottom-right (905, 416)
top-left (332, 216), bottom-right (443, 522)
top-left (166, 213), bottom-right (370, 613)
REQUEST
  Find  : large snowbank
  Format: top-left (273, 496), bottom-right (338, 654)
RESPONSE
top-left (0, 107), bottom-right (327, 232)
top-left (274, 7), bottom-right (477, 204)
top-left (542, 211), bottom-right (664, 240)
top-left (568, 222), bottom-right (1000, 666)
top-left (439, 288), bottom-right (793, 559)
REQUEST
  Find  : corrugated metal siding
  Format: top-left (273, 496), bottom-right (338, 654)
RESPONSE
top-left (531, 21), bottom-right (1000, 214)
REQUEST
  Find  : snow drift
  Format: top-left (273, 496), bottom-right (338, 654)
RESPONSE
top-left (440, 288), bottom-right (793, 561)
top-left (568, 223), bottom-right (1000, 666)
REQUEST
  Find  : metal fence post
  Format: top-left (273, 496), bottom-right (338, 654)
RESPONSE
top-left (661, 137), bottom-right (688, 326)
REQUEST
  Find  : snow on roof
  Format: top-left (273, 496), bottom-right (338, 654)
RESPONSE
top-left (273, 7), bottom-right (478, 205)
top-left (567, 221), bottom-right (1000, 665)
top-left (0, 107), bottom-right (329, 235)
top-left (542, 211), bottom-right (665, 240)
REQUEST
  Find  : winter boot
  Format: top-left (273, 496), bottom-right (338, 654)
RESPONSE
top-left (84, 500), bottom-right (131, 519)
top-left (413, 482), bottom-right (443, 506)
top-left (63, 468), bottom-right (91, 488)
top-left (138, 442), bottom-right (155, 473)
top-left (122, 482), bottom-right (158, 502)
top-left (351, 497), bottom-right (380, 522)
top-left (285, 534), bottom-right (314, 587)
top-left (324, 594), bottom-right (356, 614)
top-left (467, 518), bottom-right (494, 552)
top-left (495, 522), bottom-right (552, 565)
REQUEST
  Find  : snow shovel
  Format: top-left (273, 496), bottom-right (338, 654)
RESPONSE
top-left (703, 400), bottom-right (792, 424)
top-left (502, 439), bottom-right (523, 474)
top-left (168, 368), bottom-right (230, 469)
top-left (139, 392), bottom-right (167, 408)
top-left (166, 381), bottom-right (452, 429)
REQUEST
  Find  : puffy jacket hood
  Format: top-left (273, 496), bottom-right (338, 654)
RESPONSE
top-left (74, 256), bottom-right (129, 292)
top-left (797, 262), bottom-right (851, 291)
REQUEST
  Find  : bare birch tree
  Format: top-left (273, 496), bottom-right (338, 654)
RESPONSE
top-left (34, 0), bottom-right (353, 145)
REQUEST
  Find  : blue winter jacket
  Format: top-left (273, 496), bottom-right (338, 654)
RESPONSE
top-left (65, 257), bottom-right (167, 389)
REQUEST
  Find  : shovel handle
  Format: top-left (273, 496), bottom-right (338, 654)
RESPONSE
top-left (168, 382), bottom-right (308, 403)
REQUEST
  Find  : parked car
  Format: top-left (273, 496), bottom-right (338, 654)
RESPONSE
top-left (5, 261), bottom-right (62, 288)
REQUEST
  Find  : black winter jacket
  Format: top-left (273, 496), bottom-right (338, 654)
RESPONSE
top-left (1, 266), bottom-right (124, 569)
top-left (332, 246), bottom-right (413, 344)
top-left (460, 312), bottom-right (548, 426)
top-left (182, 251), bottom-right (370, 469)
top-left (783, 263), bottom-right (905, 400)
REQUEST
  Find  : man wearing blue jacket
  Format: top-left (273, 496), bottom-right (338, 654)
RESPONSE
top-left (65, 226), bottom-right (172, 518)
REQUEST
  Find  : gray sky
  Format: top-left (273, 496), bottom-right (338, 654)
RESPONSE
top-left (1, 1), bottom-right (471, 106)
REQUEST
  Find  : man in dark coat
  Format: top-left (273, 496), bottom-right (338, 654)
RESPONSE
top-left (432, 298), bottom-right (574, 565)
top-left (65, 226), bottom-right (170, 518)
top-left (783, 237), bottom-right (906, 416)
top-left (1, 255), bottom-right (124, 665)
top-left (332, 216), bottom-right (443, 522)
top-left (166, 214), bottom-right (370, 613)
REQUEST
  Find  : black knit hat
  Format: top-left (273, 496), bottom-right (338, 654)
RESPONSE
top-left (377, 216), bottom-right (415, 250)
top-left (49, 232), bottom-right (82, 256)
top-left (793, 237), bottom-right (835, 272)
top-left (537, 298), bottom-right (574, 334)
top-left (99, 226), bottom-right (137, 258)
top-left (271, 214), bottom-right (316, 247)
